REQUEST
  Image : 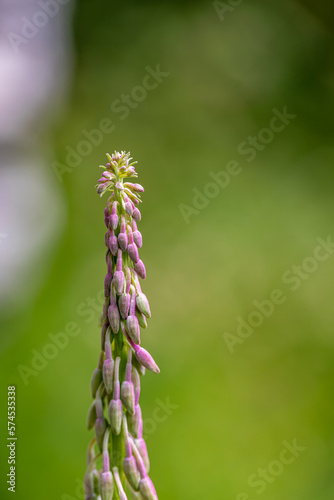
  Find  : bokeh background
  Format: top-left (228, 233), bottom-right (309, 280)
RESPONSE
top-left (1, 1), bottom-right (334, 499)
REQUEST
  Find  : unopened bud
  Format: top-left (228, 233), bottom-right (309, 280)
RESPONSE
top-left (108, 304), bottom-right (120, 334)
top-left (133, 208), bottom-right (141, 221)
top-left (91, 368), bottom-right (103, 398)
top-left (126, 315), bottom-right (140, 344)
top-left (108, 399), bottom-right (123, 435)
top-left (128, 242), bottom-right (139, 263)
top-left (134, 259), bottom-right (146, 279)
top-left (104, 274), bottom-right (112, 298)
top-left (108, 231), bottom-right (118, 256)
top-left (103, 358), bottom-right (114, 394)
top-left (118, 292), bottom-right (130, 319)
top-left (139, 477), bottom-right (158, 500)
top-left (109, 202), bottom-right (119, 230)
top-left (94, 418), bottom-right (107, 451)
top-left (87, 401), bottom-right (97, 430)
top-left (118, 216), bottom-right (128, 251)
top-left (135, 437), bottom-right (150, 473)
top-left (136, 309), bottom-right (147, 329)
top-left (121, 380), bottom-right (135, 415)
top-left (112, 466), bottom-right (128, 500)
top-left (135, 347), bottom-right (160, 374)
top-left (123, 456), bottom-right (140, 491)
top-left (127, 404), bottom-right (142, 438)
top-left (132, 225), bottom-right (142, 248)
top-left (136, 293), bottom-right (151, 318)
top-left (99, 471), bottom-right (114, 500)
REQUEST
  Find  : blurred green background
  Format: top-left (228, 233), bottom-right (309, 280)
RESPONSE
top-left (1, 0), bottom-right (334, 499)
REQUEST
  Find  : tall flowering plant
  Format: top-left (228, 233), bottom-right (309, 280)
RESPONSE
top-left (85, 152), bottom-right (159, 500)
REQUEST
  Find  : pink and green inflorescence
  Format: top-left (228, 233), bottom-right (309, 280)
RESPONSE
top-left (85, 151), bottom-right (159, 500)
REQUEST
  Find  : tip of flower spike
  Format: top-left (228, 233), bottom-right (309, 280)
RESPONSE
top-left (97, 151), bottom-right (140, 198)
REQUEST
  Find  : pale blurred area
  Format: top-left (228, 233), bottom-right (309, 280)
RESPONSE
top-left (0, 0), bottom-right (75, 315)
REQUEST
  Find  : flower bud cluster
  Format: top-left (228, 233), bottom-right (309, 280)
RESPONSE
top-left (85, 152), bottom-right (159, 499)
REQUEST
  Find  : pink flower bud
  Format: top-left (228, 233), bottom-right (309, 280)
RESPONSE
top-left (99, 471), bottom-right (114, 500)
top-left (134, 260), bottom-right (146, 279)
top-left (121, 380), bottom-right (135, 415)
top-left (103, 358), bottom-right (114, 394)
top-left (127, 404), bottom-right (142, 438)
top-left (94, 417), bottom-right (107, 452)
top-left (132, 220), bottom-right (143, 248)
top-left (135, 437), bottom-right (150, 473)
top-left (136, 293), bottom-right (151, 318)
top-left (118, 293), bottom-right (130, 319)
top-left (133, 207), bottom-right (141, 221)
top-left (104, 274), bottom-right (112, 299)
top-left (112, 467), bottom-right (128, 500)
top-left (126, 316), bottom-right (140, 344)
top-left (123, 456), bottom-right (140, 491)
top-left (118, 216), bottom-right (128, 251)
top-left (108, 231), bottom-right (118, 256)
top-left (108, 399), bottom-right (122, 435)
top-left (109, 201), bottom-right (119, 230)
top-left (135, 348), bottom-right (160, 374)
top-left (139, 477), bottom-right (158, 500)
top-left (108, 304), bottom-right (120, 334)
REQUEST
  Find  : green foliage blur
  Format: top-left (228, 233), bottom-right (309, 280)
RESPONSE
top-left (1, 1), bottom-right (334, 499)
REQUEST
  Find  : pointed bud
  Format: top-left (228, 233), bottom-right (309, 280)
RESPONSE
top-left (103, 358), bottom-right (114, 394)
top-left (134, 259), bottom-right (146, 279)
top-left (118, 216), bottom-right (128, 251)
top-left (108, 399), bottom-right (122, 435)
top-left (104, 231), bottom-right (109, 247)
top-left (118, 292), bottom-right (131, 319)
top-left (127, 404), bottom-right (142, 438)
top-left (139, 477), bottom-right (158, 500)
top-left (136, 309), bottom-right (147, 329)
top-left (113, 250), bottom-right (125, 294)
top-left (91, 368), bottom-right (103, 398)
top-left (94, 418), bottom-right (107, 451)
top-left (128, 243), bottom-right (139, 264)
top-left (108, 304), bottom-right (120, 334)
top-left (121, 381), bottom-right (135, 415)
top-left (135, 348), bottom-right (160, 374)
top-left (104, 274), bottom-right (112, 299)
top-left (125, 201), bottom-right (133, 216)
top-left (133, 231), bottom-right (142, 248)
top-left (132, 368), bottom-right (141, 405)
top-left (133, 208), bottom-right (141, 221)
top-left (123, 456), bottom-right (140, 491)
top-left (108, 231), bottom-right (118, 256)
top-left (136, 293), bottom-right (151, 318)
top-left (112, 467), bottom-right (128, 500)
top-left (135, 437), bottom-right (150, 473)
top-left (109, 202), bottom-right (119, 230)
top-left (87, 401), bottom-right (97, 430)
top-left (105, 252), bottom-right (113, 274)
top-left (124, 182), bottom-right (144, 193)
top-left (99, 471), bottom-right (114, 500)
top-left (126, 315), bottom-right (140, 344)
